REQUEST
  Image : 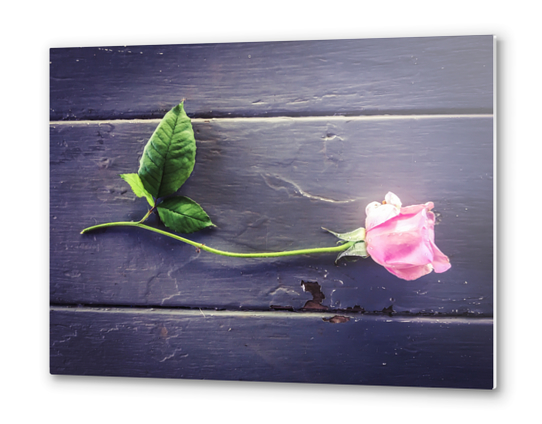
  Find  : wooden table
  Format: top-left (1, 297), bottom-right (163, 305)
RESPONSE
top-left (50, 35), bottom-right (495, 389)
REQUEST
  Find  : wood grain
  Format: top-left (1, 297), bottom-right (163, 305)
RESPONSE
top-left (49, 36), bottom-right (495, 388)
top-left (50, 306), bottom-right (494, 389)
top-left (50, 116), bottom-right (493, 314)
top-left (50, 35), bottom-right (493, 120)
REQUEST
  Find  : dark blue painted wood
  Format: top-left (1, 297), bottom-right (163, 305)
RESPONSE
top-left (49, 35), bottom-right (495, 389)
top-left (50, 307), bottom-right (494, 389)
top-left (50, 35), bottom-right (493, 121)
top-left (50, 116), bottom-right (493, 314)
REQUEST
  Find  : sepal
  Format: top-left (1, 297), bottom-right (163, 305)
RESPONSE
top-left (335, 241), bottom-right (369, 263)
top-left (322, 227), bottom-right (366, 242)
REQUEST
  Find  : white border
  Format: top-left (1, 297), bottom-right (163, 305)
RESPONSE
top-left (3, 0), bottom-right (538, 422)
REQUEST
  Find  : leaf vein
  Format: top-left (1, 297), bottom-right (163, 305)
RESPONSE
top-left (168, 209), bottom-right (209, 223)
top-left (156, 110), bottom-right (181, 196)
top-left (149, 139), bottom-right (166, 160)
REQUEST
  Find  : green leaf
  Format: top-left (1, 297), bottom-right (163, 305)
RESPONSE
top-left (120, 173), bottom-right (155, 207)
top-left (157, 196), bottom-right (214, 234)
top-left (138, 102), bottom-right (196, 199)
top-left (335, 241), bottom-right (368, 263)
top-left (322, 227), bottom-right (366, 242)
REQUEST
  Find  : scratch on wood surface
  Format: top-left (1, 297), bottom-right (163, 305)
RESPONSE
top-left (261, 173), bottom-right (361, 204)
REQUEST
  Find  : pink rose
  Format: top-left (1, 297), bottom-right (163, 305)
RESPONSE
top-left (365, 192), bottom-right (451, 281)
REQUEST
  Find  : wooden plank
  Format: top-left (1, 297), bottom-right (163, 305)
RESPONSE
top-left (50, 35), bottom-right (493, 121)
top-left (50, 116), bottom-right (493, 314)
top-left (50, 306), bottom-right (494, 389)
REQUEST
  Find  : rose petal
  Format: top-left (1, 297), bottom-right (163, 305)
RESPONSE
top-left (384, 192), bottom-right (402, 208)
top-left (366, 214), bottom-right (434, 269)
top-left (400, 201), bottom-right (434, 216)
top-left (418, 209), bottom-right (451, 273)
top-left (365, 203), bottom-right (400, 231)
top-left (365, 201), bottom-right (381, 217)
top-left (384, 264), bottom-right (433, 281)
top-left (430, 243), bottom-right (452, 273)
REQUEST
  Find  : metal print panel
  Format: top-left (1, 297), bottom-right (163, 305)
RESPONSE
top-left (50, 35), bottom-right (495, 389)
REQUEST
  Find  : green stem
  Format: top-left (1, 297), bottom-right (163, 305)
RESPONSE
top-left (138, 206), bottom-right (156, 223)
top-left (81, 221), bottom-right (355, 258)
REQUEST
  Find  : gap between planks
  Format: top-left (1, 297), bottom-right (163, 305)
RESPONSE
top-left (50, 305), bottom-right (493, 325)
top-left (50, 114), bottom-right (494, 126)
